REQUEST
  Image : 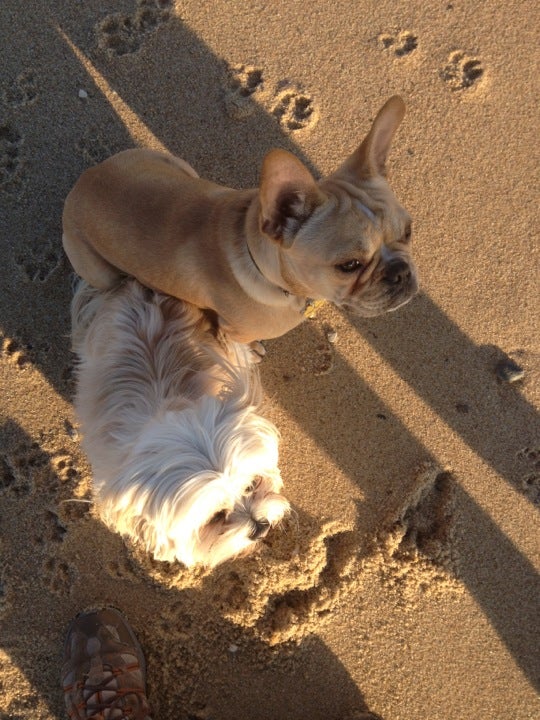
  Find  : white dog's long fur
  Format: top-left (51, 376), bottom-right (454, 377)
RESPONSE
top-left (71, 278), bottom-right (289, 567)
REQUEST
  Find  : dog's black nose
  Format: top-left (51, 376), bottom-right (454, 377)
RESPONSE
top-left (250, 519), bottom-right (270, 540)
top-left (384, 259), bottom-right (411, 285)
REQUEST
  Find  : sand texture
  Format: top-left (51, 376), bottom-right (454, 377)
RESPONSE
top-left (0, 1), bottom-right (539, 718)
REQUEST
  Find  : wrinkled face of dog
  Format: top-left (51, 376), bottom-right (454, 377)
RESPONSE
top-left (259, 96), bottom-right (418, 316)
top-left (286, 175), bottom-right (417, 317)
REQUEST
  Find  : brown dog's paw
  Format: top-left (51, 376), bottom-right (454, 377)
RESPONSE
top-left (441, 50), bottom-right (484, 90)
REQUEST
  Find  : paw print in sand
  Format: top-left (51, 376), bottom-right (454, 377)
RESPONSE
top-left (517, 447), bottom-right (540, 504)
top-left (0, 122), bottom-right (24, 194)
top-left (43, 556), bottom-right (77, 596)
top-left (224, 64), bottom-right (264, 119)
top-left (441, 51), bottom-right (484, 90)
top-left (14, 234), bottom-right (62, 284)
top-left (96, 0), bottom-right (173, 56)
top-left (379, 30), bottom-right (418, 57)
top-left (271, 85), bottom-right (317, 131)
top-left (3, 71), bottom-right (38, 107)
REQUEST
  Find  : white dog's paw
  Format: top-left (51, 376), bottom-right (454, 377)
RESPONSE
top-left (249, 340), bottom-right (266, 363)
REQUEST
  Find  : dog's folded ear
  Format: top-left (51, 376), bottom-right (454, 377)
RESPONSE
top-left (259, 149), bottom-right (325, 248)
top-left (332, 95), bottom-right (406, 181)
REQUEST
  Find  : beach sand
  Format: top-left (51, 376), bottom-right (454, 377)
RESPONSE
top-left (0, 1), bottom-right (538, 718)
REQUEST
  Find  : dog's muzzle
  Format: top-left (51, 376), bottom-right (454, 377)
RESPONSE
top-left (383, 257), bottom-right (412, 287)
top-left (250, 518), bottom-right (270, 540)
top-left (382, 255), bottom-right (418, 311)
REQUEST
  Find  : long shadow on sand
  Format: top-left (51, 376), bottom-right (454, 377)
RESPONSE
top-left (0, 419), bottom-right (380, 719)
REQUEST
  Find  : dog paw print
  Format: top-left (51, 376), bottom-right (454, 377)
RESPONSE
top-left (3, 71), bottom-right (38, 107)
top-left (0, 453), bottom-right (25, 495)
top-left (107, 554), bottom-right (141, 582)
top-left (271, 85), bottom-right (317, 131)
top-left (97, 0), bottom-right (173, 56)
top-left (294, 323), bottom-right (335, 376)
top-left (305, 339), bottom-right (334, 376)
top-left (14, 235), bottom-right (62, 283)
top-left (517, 447), bottom-right (540, 504)
top-left (224, 63), bottom-right (264, 119)
top-left (441, 51), bottom-right (484, 90)
top-left (1, 333), bottom-right (31, 369)
top-left (50, 452), bottom-right (78, 483)
top-left (211, 571), bottom-right (249, 611)
top-left (77, 126), bottom-right (112, 166)
top-left (0, 439), bottom-right (71, 496)
top-left (379, 30), bottom-right (418, 57)
top-left (0, 122), bottom-right (24, 194)
top-left (374, 469), bottom-right (462, 597)
top-left (43, 556), bottom-right (77, 596)
top-left (34, 510), bottom-right (67, 545)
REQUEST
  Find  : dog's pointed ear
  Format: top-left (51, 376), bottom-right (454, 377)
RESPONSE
top-left (259, 149), bottom-right (325, 248)
top-left (333, 96), bottom-right (406, 181)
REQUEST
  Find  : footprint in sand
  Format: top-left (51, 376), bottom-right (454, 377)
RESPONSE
top-left (14, 235), bottom-right (62, 284)
top-left (271, 84), bottom-right (318, 131)
top-left (3, 71), bottom-right (38, 108)
top-left (77, 127), bottom-right (112, 166)
top-left (517, 447), bottom-right (540, 504)
top-left (0, 453), bottom-right (24, 494)
top-left (50, 452), bottom-right (79, 484)
top-left (0, 440), bottom-right (78, 497)
top-left (0, 442), bottom-right (50, 496)
top-left (223, 64), bottom-right (318, 132)
top-left (441, 50), bottom-right (484, 90)
top-left (292, 323), bottom-right (335, 376)
top-left (260, 528), bottom-right (357, 644)
top-left (43, 556), bottom-right (77, 596)
top-left (373, 467), bottom-right (462, 598)
top-left (106, 555), bottom-right (140, 582)
top-left (35, 510), bottom-right (67, 545)
top-left (96, 0), bottom-right (173, 56)
top-left (224, 63), bottom-right (264, 119)
top-left (0, 122), bottom-right (24, 194)
top-left (0, 332), bottom-right (31, 369)
top-left (379, 30), bottom-right (418, 57)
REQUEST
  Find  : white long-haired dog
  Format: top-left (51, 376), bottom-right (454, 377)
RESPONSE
top-left (71, 278), bottom-right (289, 568)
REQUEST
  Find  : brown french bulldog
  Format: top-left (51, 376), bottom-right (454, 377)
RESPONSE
top-left (63, 96), bottom-right (417, 344)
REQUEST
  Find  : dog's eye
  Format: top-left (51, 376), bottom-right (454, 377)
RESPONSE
top-left (244, 476), bottom-right (263, 494)
top-left (402, 224), bottom-right (412, 243)
top-left (336, 259), bottom-right (363, 273)
top-left (208, 509), bottom-right (228, 524)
